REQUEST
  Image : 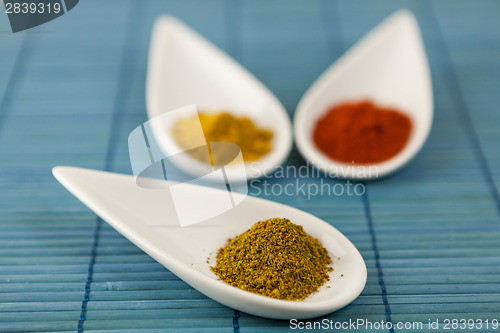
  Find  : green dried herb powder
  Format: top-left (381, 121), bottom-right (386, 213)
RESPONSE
top-left (210, 218), bottom-right (333, 301)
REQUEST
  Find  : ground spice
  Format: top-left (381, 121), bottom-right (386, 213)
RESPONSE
top-left (172, 112), bottom-right (273, 165)
top-left (313, 100), bottom-right (412, 164)
top-left (210, 218), bottom-right (332, 301)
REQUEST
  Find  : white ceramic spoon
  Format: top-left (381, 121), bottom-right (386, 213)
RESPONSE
top-left (294, 10), bottom-right (433, 180)
top-left (147, 16), bottom-right (292, 181)
top-left (53, 166), bottom-right (367, 319)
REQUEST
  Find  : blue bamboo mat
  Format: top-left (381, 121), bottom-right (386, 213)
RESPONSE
top-left (1, 0), bottom-right (499, 332)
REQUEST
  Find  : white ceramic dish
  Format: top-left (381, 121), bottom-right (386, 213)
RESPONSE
top-left (53, 166), bottom-right (367, 319)
top-left (294, 10), bottom-right (433, 180)
top-left (147, 16), bottom-right (292, 181)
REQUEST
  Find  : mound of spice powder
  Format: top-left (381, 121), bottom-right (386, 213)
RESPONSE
top-left (172, 112), bottom-right (273, 165)
top-left (313, 100), bottom-right (412, 164)
top-left (210, 218), bottom-right (332, 301)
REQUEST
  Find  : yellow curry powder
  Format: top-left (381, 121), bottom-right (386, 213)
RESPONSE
top-left (210, 218), bottom-right (333, 301)
top-left (172, 112), bottom-right (273, 165)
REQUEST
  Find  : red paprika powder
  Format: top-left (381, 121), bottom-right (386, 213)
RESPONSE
top-left (313, 100), bottom-right (412, 164)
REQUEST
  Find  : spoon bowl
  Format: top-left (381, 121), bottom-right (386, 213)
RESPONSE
top-left (53, 166), bottom-right (367, 319)
top-left (147, 16), bottom-right (292, 181)
top-left (294, 10), bottom-right (433, 180)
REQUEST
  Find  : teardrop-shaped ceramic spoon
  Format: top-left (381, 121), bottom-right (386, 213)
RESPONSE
top-left (294, 10), bottom-right (433, 180)
top-left (53, 166), bottom-right (366, 319)
top-left (147, 16), bottom-right (292, 181)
